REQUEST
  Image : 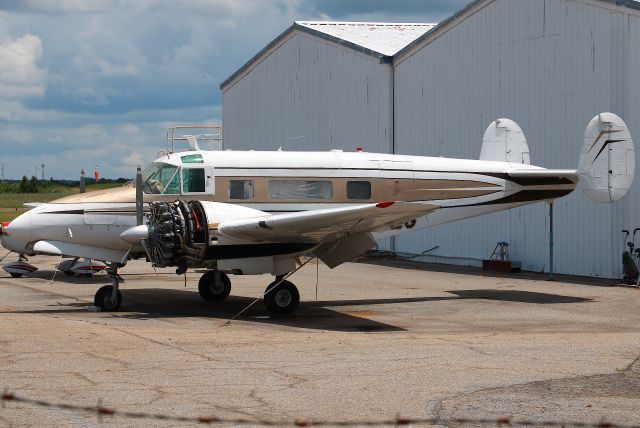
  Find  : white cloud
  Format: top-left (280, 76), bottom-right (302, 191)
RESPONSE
top-left (0, 33), bottom-right (47, 98)
top-left (0, 1), bottom-right (458, 179)
top-left (72, 45), bottom-right (140, 77)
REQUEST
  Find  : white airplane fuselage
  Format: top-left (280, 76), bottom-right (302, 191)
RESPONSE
top-left (1, 149), bottom-right (577, 261)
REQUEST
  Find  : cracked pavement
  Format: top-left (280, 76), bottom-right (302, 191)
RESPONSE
top-left (0, 252), bottom-right (639, 426)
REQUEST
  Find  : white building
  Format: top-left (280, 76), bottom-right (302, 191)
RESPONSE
top-left (221, 0), bottom-right (640, 278)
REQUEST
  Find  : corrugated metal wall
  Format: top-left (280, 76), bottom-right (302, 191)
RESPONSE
top-left (393, 0), bottom-right (640, 277)
top-left (222, 31), bottom-right (393, 154)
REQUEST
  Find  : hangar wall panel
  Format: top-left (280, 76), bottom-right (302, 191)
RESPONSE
top-left (222, 31), bottom-right (393, 154)
top-left (394, 0), bottom-right (640, 277)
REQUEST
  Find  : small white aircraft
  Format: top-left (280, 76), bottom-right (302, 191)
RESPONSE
top-left (0, 113), bottom-right (634, 314)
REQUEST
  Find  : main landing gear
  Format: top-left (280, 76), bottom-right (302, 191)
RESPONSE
top-left (196, 270), bottom-right (301, 315)
top-left (93, 264), bottom-right (123, 311)
top-left (198, 270), bottom-right (231, 302)
top-left (264, 278), bottom-right (300, 315)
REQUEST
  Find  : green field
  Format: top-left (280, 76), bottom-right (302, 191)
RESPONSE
top-left (0, 182), bottom-right (125, 222)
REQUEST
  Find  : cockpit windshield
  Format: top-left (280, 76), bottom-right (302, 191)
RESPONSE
top-left (142, 162), bottom-right (180, 194)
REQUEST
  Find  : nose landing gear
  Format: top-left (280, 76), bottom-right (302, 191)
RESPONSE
top-left (93, 264), bottom-right (123, 311)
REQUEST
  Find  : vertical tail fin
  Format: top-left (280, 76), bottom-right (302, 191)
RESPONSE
top-left (578, 113), bottom-right (635, 203)
top-left (480, 118), bottom-right (530, 164)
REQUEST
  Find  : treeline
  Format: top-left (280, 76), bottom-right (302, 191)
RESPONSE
top-left (0, 176), bottom-right (130, 193)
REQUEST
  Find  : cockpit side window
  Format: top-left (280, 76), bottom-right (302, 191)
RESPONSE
top-left (143, 163), bottom-right (180, 194)
top-left (182, 168), bottom-right (206, 193)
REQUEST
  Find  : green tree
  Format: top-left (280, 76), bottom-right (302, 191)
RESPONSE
top-left (19, 176), bottom-right (29, 193)
top-left (29, 176), bottom-right (38, 193)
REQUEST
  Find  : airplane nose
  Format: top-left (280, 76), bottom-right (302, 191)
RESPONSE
top-left (4, 211), bottom-right (32, 243)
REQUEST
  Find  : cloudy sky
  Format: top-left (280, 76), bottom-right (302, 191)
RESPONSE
top-left (0, 0), bottom-right (468, 179)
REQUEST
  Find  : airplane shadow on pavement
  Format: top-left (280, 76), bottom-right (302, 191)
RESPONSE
top-left (5, 283), bottom-right (592, 332)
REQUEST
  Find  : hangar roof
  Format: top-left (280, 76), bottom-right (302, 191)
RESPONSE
top-left (220, 21), bottom-right (435, 90)
top-left (294, 21), bottom-right (436, 57)
top-left (394, 0), bottom-right (640, 64)
top-left (221, 0), bottom-right (640, 91)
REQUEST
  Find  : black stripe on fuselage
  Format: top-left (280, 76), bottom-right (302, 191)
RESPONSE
top-left (446, 189), bottom-right (574, 208)
top-left (39, 209), bottom-right (150, 215)
top-left (205, 243), bottom-right (316, 259)
top-left (39, 209), bottom-right (85, 215)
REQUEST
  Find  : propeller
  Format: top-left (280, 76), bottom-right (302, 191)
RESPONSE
top-left (119, 165), bottom-right (152, 261)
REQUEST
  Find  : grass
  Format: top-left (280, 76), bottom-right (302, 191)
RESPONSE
top-left (0, 193), bottom-right (71, 209)
top-left (0, 210), bottom-right (26, 223)
top-left (0, 182), bottom-right (125, 213)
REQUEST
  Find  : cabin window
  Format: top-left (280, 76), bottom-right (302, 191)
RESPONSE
top-left (268, 180), bottom-right (333, 200)
top-left (347, 181), bottom-right (371, 200)
top-left (182, 168), bottom-right (206, 193)
top-left (229, 180), bottom-right (254, 200)
top-left (142, 162), bottom-right (180, 194)
top-left (181, 154), bottom-right (204, 164)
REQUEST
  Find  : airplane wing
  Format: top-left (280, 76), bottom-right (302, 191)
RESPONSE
top-left (217, 201), bottom-right (439, 244)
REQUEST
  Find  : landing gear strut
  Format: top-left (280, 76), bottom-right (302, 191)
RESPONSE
top-left (198, 270), bottom-right (231, 302)
top-left (264, 278), bottom-right (300, 315)
top-left (94, 264), bottom-right (123, 311)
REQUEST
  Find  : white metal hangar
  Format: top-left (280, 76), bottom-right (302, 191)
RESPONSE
top-left (220, 0), bottom-right (640, 278)
top-left (220, 21), bottom-right (435, 152)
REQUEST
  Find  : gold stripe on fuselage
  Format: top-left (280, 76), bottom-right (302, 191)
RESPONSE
top-left (50, 177), bottom-right (502, 205)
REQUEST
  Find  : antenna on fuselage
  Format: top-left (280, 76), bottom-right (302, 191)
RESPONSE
top-left (185, 135), bottom-right (200, 151)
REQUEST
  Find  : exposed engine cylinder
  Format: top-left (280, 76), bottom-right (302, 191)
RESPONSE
top-left (146, 201), bottom-right (208, 269)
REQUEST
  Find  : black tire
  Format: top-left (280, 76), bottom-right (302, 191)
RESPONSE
top-left (264, 280), bottom-right (300, 315)
top-left (94, 285), bottom-right (122, 311)
top-left (10, 272), bottom-right (23, 278)
top-left (198, 271), bottom-right (231, 302)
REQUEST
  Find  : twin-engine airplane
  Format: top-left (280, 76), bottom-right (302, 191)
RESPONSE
top-left (0, 113), bottom-right (635, 314)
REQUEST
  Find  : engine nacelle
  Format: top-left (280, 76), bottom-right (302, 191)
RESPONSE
top-left (145, 200), bottom-right (269, 270)
top-left (146, 201), bottom-right (207, 269)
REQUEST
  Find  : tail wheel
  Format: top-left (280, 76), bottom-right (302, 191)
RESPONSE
top-left (264, 280), bottom-right (300, 315)
top-left (198, 271), bottom-right (231, 302)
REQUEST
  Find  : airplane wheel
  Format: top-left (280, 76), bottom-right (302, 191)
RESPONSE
top-left (94, 285), bottom-right (122, 311)
top-left (264, 280), bottom-right (299, 315)
top-left (10, 273), bottom-right (23, 278)
top-left (198, 270), bottom-right (231, 302)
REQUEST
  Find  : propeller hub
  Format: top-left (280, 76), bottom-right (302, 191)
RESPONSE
top-left (119, 225), bottom-right (149, 244)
